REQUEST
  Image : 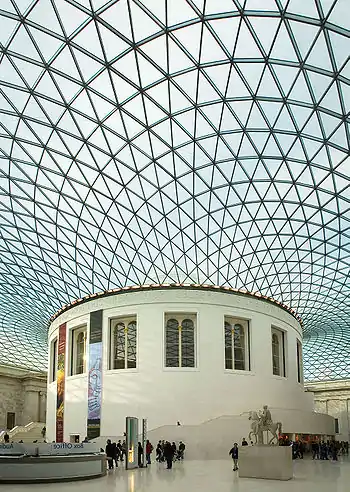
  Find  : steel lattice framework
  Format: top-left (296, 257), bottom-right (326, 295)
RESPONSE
top-left (0, 0), bottom-right (350, 380)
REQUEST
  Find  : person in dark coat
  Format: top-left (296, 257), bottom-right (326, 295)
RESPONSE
top-left (138, 442), bottom-right (143, 467)
top-left (163, 441), bottom-right (175, 469)
top-left (4, 433), bottom-right (10, 443)
top-left (241, 438), bottom-right (248, 446)
top-left (229, 443), bottom-right (239, 471)
top-left (156, 441), bottom-right (162, 462)
top-left (178, 441), bottom-right (185, 460)
top-left (106, 439), bottom-right (114, 469)
top-left (112, 441), bottom-right (118, 468)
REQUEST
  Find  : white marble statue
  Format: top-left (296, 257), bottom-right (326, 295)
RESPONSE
top-left (248, 406), bottom-right (282, 445)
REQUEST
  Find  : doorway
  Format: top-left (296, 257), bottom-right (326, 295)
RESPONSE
top-left (6, 412), bottom-right (15, 430)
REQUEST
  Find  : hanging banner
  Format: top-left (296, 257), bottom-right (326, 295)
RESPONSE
top-left (56, 322), bottom-right (66, 442)
top-left (87, 310), bottom-right (103, 439)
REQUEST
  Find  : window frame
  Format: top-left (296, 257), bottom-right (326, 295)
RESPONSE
top-left (296, 339), bottom-right (303, 383)
top-left (109, 315), bottom-right (137, 371)
top-left (271, 327), bottom-right (286, 377)
top-left (224, 317), bottom-right (251, 372)
top-left (164, 313), bottom-right (197, 369)
top-left (70, 325), bottom-right (87, 376)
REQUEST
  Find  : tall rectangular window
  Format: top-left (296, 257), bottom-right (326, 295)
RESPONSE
top-left (51, 338), bottom-right (57, 382)
top-left (297, 339), bottom-right (303, 383)
top-left (224, 317), bottom-right (250, 370)
top-left (271, 327), bottom-right (286, 377)
top-left (110, 317), bottom-right (137, 370)
top-left (165, 314), bottom-right (196, 368)
top-left (70, 326), bottom-right (87, 375)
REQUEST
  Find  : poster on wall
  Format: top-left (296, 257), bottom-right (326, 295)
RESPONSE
top-left (56, 322), bottom-right (66, 442)
top-left (87, 310), bottom-right (103, 439)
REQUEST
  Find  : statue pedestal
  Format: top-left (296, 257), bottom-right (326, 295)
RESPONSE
top-left (239, 445), bottom-right (293, 481)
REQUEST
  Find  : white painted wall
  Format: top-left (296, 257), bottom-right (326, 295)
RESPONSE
top-left (46, 287), bottom-right (331, 442)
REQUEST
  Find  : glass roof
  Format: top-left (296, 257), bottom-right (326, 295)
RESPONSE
top-left (0, 0), bottom-right (349, 380)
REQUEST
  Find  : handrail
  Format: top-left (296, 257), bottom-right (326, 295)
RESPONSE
top-left (0, 422), bottom-right (44, 441)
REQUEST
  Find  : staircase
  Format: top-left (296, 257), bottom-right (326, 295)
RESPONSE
top-left (0, 422), bottom-right (45, 443)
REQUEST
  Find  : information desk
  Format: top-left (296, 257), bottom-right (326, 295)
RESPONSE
top-left (0, 443), bottom-right (106, 483)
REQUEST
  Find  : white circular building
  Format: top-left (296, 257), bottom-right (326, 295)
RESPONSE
top-left (46, 285), bottom-right (334, 445)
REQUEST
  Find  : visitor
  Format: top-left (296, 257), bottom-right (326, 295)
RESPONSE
top-left (229, 443), bottom-right (239, 471)
top-left (82, 436), bottom-right (89, 443)
top-left (122, 440), bottom-right (127, 460)
top-left (178, 441), bottom-right (186, 460)
top-left (241, 438), bottom-right (248, 446)
top-left (177, 421), bottom-right (181, 426)
top-left (116, 440), bottom-right (122, 461)
top-left (330, 441), bottom-right (338, 461)
top-left (171, 442), bottom-right (177, 461)
top-left (112, 441), bottom-right (118, 468)
top-left (250, 441), bottom-right (254, 446)
top-left (311, 441), bottom-right (319, 460)
top-left (41, 426), bottom-right (46, 439)
top-left (163, 441), bottom-right (175, 469)
top-left (146, 439), bottom-right (153, 464)
top-left (138, 441), bottom-right (143, 467)
top-left (106, 439), bottom-right (114, 469)
top-left (298, 441), bottom-right (304, 459)
top-left (156, 441), bottom-right (163, 462)
top-left (4, 433), bottom-right (9, 443)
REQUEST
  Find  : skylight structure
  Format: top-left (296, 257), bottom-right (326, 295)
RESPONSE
top-left (0, 0), bottom-right (349, 380)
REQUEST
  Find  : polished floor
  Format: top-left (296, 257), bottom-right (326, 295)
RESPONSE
top-left (4, 457), bottom-right (350, 492)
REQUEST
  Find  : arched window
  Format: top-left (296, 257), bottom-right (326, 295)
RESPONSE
top-left (224, 318), bottom-right (249, 371)
top-left (165, 314), bottom-right (196, 368)
top-left (271, 328), bottom-right (285, 376)
top-left (110, 317), bottom-right (137, 370)
top-left (70, 326), bottom-right (87, 375)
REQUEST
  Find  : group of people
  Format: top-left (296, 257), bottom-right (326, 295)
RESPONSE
top-left (279, 436), bottom-right (349, 461)
top-left (155, 440), bottom-right (186, 468)
top-left (104, 438), bottom-right (186, 470)
top-left (105, 439), bottom-right (127, 469)
top-left (310, 440), bottom-right (348, 460)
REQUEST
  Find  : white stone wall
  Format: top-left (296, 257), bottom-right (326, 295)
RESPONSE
top-left (46, 288), bottom-right (330, 442)
top-left (306, 380), bottom-right (350, 442)
top-left (0, 365), bottom-right (47, 430)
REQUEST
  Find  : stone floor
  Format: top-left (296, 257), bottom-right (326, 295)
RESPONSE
top-left (4, 457), bottom-right (350, 492)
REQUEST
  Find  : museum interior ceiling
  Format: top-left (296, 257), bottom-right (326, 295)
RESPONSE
top-left (0, 0), bottom-right (349, 380)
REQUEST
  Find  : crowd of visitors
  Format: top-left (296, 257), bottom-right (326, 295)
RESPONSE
top-left (103, 438), bottom-right (186, 470)
top-left (228, 437), bottom-right (349, 470)
top-left (278, 436), bottom-right (349, 460)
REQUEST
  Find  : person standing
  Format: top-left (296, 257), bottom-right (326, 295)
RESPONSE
top-left (112, 441), bottom-right (118, 468)
top-left (171, 442), bottom-right (177, 461)
top-left (146, 440), bottom-right (153, 464)
top-left (122, 440), bottom-right (127, 461)
top-left (106, 439), bottom-right (114, 469)
top-left (4, 433), bottom-right (10, 443)
top-left (156, 441), bottom-right (162, 462)
top-left (178, 441), bottom-right (186, 460)
top-left (138, 442), bottom-right (143, 467)
top-left (163, 441), bottom-right (175, 469)
top-left (229, 443), bottom-right (239, 471)
top-left (117, 440), bottom-right (123, 462)
top-left (241, 438), bottom-right (248, 446)
top-left (41, 426), bottom-right (46, 439)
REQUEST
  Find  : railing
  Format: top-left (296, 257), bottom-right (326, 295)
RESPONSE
top-left (0, 422), bottom-right (44, 441)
